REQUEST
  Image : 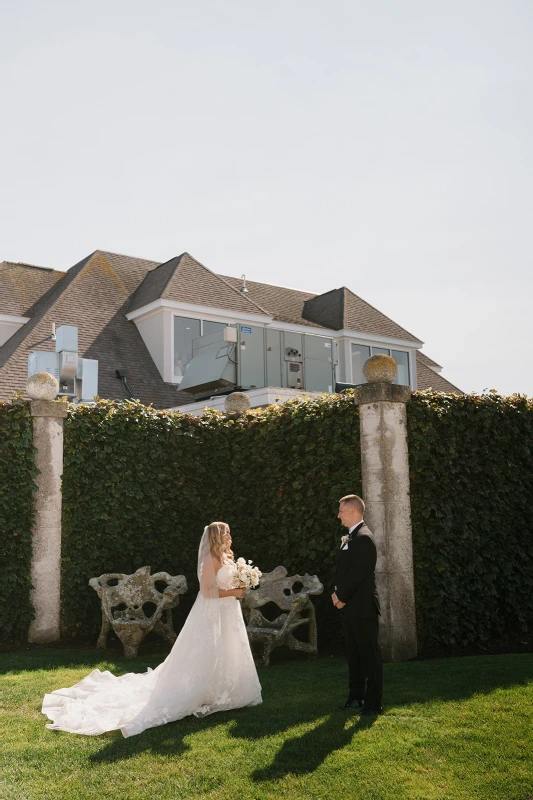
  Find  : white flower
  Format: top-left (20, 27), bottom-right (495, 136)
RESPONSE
top-left (229, 556), bottom-right (262, 589)
top-left (341, 534), bottom-right (351, 545)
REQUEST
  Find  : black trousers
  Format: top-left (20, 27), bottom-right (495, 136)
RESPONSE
top-left (342, 611), bottom-right (383, 709)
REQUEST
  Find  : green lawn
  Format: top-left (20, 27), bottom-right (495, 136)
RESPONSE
top-left (1, 649), bottom-right (532, 800)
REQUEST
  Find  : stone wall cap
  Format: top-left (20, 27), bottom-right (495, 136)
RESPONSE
top-left (30, 399), bottom-right (69, 418)
top-left (353, 383), bottom-right (411, 406)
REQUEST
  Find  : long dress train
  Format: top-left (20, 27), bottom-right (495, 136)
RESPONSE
top-left (42, 535), bottom-right (262, 737)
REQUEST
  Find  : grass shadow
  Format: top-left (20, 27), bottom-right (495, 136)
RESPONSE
top-left (252, 711), bottom-right (376, 781)
top-left (87, 695), bottom-right (375, 780)
top-left (1, 647), bottom-right (162, 676)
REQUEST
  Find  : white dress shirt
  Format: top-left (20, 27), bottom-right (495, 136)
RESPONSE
top-left (341, 521), bottom-right (364, 549)
top-left (348, 521), bottom-right (364, 535)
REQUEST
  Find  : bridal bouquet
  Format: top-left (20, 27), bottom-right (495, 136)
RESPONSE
top-left (232, 557), bottom-right (262, 590)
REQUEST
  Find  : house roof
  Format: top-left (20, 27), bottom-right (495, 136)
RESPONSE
top-left (0, 261), bottom-right (64, 317)
top-left (220, 275), bottom-right (319, 328)
top-left (0, 248), bottom-right (460, 406)
top-left (221, 276), bottom-right (423, 343)
top-left (416, 352), bottom-right (462, 393)
top-left (417, 351), bottom-right (442, 370)
top-left (128, 253), bottom-right (271, 317)
top-left (0, 251), bottom-right (191, 408)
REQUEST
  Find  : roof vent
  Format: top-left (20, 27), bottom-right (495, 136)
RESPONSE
top-left (240, 274), bottom-right (249, 293)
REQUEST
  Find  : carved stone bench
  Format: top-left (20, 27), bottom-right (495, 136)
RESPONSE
top-left (89, 566), bottom-right (188, 658)
top-left (241, 566), bottom-right (323, 666)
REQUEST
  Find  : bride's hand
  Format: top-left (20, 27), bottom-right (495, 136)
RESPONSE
top-left (232, 588), bottom-right (246, 599)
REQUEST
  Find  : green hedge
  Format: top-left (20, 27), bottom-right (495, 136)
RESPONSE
top-left (61, 396), bottom-right (361, 645)
top-left (408, 391), bottom-right (533, 648)
top-left (7, 389), bottom-right (532, 651)
top-left (218, 394), bottom-right (362, 647)
top-left (61, 401), bottom-right (229, 636)
top-left (0, 400), bottom-right (37, 641)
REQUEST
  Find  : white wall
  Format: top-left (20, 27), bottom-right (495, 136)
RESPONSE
top-left (0, 318), bottom-right (26, 347)
top-left (133, 310), bottom-right (166, 380)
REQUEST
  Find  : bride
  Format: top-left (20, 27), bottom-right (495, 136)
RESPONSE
top-left (42, 522), bottom-right (262, 737)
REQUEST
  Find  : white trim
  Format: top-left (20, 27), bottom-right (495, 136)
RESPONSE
top-left (163, 309), bottom-right (174, 383)
top-left (126, 298), bottom-right (272, 325)
top-left (265, 319), bottom-right (422, 348)
top-left (336, 329), bottom-right (423, 348)
top-left (128, 306), bottom-right (161, 323)
top-left (170, 386), bottom-right (327, 416)
top-left (0, 314), bottom-right (30, 325)
top-left (127, 299), bottom-right (423, 348)
top-left (265, 319), bottom-right (340, 337)
top-left (410, 350), bottom-right (418, 388)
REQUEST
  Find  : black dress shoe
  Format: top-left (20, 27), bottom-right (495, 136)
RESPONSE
top-left (360, 706), bottom-right (383, 716)
top-left (337, 699), bottom-right (364, 711)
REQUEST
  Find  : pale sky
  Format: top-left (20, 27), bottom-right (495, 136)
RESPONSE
top-left (2, 0), bottom-right (532, 395)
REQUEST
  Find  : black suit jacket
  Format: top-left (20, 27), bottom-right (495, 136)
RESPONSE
top-left (335, 522), bottom-right (380, 618)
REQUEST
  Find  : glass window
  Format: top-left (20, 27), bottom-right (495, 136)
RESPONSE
top-left (350, 343), bottom-right (411, 387)
top-left (202, 320), bottom-right (226, 336)
top-left (174, 316), bottom-right (200, 379)
top-left (391, 350), bottom-right (410, 386)
top-left (351, 344), bottom-right (371, 384)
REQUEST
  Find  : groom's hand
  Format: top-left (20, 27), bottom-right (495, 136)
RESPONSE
top-left (331, 592), bottom-right (346, 609)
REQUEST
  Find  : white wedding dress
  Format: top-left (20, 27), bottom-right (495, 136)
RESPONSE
top-left (42, 531), bottom-right (262, 737)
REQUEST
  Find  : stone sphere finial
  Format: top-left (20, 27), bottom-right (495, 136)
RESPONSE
top-left (26, 372), bottom-right (59, 400)
top-left (363, 354), bottom-right (397, 384)
top-left (224, 391), bottom-right (251, 415)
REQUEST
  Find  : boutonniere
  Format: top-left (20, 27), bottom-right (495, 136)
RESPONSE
top-left (341, 534), bottom-right (352, 545)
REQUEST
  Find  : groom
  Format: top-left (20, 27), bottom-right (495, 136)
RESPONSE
top-left (331, 494), bottom-right (383, 715)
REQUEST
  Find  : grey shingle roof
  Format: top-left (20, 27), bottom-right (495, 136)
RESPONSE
top-left (128, 253), bottom-right (270, 317)
top-left (0, 252), bottom-right (188, 408)
top-left (221, 276), bottom-right (423, 342)
top-left (0, 248), bottom-right (460, 404)
top-left (342, 288), bottom-right (422, 343)
top-left (126, 257), bottom-right (181, 313)
top-left (0, 261), bottom-right (64, 317)
top-left (302, 289), bottom-right (344, 330)
top-left (416, 353), bottom-right (462, 393)
top-left (417, 351), bottom-right (442, 370)
top-left (221, 275), bottom-right (319, 327)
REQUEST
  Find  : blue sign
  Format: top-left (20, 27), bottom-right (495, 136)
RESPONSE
top-left (240, 325), bottom-right (252, 334)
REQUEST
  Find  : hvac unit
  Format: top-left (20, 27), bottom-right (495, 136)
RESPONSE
top-left (28, 351), bottom-right (59, 383)
top-left (28, 325), bottom-right (98, 403)
top-left (179, 324), bottom-right (337, 397)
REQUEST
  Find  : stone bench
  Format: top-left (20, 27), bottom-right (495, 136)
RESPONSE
top-left (241, 566), bottom-right (323, 666)
top-left (89, 566), bottom-right (188, 658)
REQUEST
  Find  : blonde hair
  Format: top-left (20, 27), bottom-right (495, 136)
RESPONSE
top-left (339, 494), bottom-right (365, 515)
top-left (207, 521), bottom-right (234, 561)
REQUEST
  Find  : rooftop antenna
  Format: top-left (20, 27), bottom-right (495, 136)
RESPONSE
top-left (240, 274), bottom-right (249, 293)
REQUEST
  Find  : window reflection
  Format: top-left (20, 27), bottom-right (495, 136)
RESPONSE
top-left (391, 350), bottom-right (410, 386)
top-left (351, 344), bottom-right (371, 384)
top-left (203, 321), bottom-right (226, 336)
top-left (174, 317), bottom-right (200, 379)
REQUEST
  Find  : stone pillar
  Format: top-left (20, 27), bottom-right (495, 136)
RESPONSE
top-left (27, 373), bottom-right (68, 643)
top-left (353, 355), bottom-right (417, 661)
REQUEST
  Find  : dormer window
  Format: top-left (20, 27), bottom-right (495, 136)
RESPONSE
top-left (351, 343), bottom-right (410, 386)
